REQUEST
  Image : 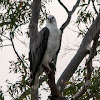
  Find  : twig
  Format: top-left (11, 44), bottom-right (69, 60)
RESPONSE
top-left (17, 89), bottom-right (30, 100)
top-left (92, 0), bottom-right (98, 15)
top-left (10, 32), bottom-right (27, 74)
top-left (0, 44), bottom-right (12, 47)
top-left (0, 34), bottom-right (11, 40)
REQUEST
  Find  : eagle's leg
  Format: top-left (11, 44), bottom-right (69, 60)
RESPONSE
top-left (42, 64), bottom-right (52, 74)
top-left (49, 62), bottom-right (56, 71)
top-left (47, 65), bottom-right (52, 74)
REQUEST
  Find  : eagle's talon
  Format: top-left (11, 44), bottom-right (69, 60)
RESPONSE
top-left (49, 62), bottom-right (56, 71)
top-left (47, 66), bottom-right (52, 74)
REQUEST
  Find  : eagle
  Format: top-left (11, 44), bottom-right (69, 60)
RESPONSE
top-left (29, 15), bottom-right (62, 90)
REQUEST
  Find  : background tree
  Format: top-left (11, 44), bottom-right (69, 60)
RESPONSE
top-left (0, 0), bottom-right (100, 100)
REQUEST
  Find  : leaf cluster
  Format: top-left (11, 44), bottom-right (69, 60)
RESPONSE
top-left (76, 0), bottom-right (99, 36)
top-left (0, 87), bottom-right (4, 100)
top-left (7, 55), bottom-right (30, 99)
top-left (63, 65), bottom-right (100, 100)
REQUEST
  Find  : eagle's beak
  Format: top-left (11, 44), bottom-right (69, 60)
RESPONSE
top-left (47, 18), bottom-right (52, 23)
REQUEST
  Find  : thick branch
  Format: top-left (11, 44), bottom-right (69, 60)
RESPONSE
top-left (72, 27), bottom-right (100, 100)
top-left (57, 13), bottom-right (100, 93)
top-left (29, 0), bottom-right (41, 100)
top-left (58, 0), bottom-right (81, 32)
top-left (43, 64), bottom-right (66, 100)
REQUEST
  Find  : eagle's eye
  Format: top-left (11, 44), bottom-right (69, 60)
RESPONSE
top-left (52, 16), bottom-right (54, 19)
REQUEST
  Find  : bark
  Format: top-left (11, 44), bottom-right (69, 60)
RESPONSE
top-left (57, 13), bottom-right (100, 93)
top-left (29, 0), bottom-right (41, 49)
top-left (72, 27), bottom-right (100, 100)
top-left (58, 0), bottom-right (81, 32)
top-left (43, 63), bottom-right (66, 100)
top-left (29, 0), bottom-right (41, 100)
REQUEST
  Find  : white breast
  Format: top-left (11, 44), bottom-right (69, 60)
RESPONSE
top-left (43, 24), bottom-right (61, 64)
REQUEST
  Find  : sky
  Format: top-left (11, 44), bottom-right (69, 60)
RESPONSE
top-left (0, 0), bottom-right (91, 100)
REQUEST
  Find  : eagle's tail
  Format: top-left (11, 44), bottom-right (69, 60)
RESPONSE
top-left (30, 72), bottom-right (39, 90)
top-left (29, 49), bottom-right (43, 90)
top-left (29, 51), bottom-right (39, 90)
top-left (30, 66), bottom-right (43, 90)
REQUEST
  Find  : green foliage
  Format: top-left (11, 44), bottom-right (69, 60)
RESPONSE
top-left (76, 10), bottom-right (94, 24)
top-left (63, 66), bottom-right (85, 99)
top-left (0, 87), bottom-right (4, 100)
top-left (0, 0), bottom-right (31, 38)
top-left (63, 66), bottom-right (100, 100)
top-left (76, 0), bottom-right (99, 36)
top-left (7, 54), bottom-right (30, 99)
top-left (9, 54), bottom-right (29, 74)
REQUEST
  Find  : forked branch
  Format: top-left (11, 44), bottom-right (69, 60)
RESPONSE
top-left (58, 0), bottom-right (81, 32)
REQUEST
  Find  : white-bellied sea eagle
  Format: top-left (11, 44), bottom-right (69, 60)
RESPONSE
top-left (29, 15), bottom-right (62, 89)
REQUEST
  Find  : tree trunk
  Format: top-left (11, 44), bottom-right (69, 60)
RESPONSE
top-left (29, 0), bottom-right (41, 100)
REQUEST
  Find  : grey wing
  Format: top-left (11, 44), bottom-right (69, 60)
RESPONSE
top-left (29, 27), bottom-right (49, 86)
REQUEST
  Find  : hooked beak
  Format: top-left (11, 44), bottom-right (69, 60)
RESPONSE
top-left (47, 18), bottom-right (52, 23)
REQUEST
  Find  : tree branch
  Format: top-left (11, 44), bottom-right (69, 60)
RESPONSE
top-left (43, 63), bottom-right (66, 100)
top-left (0, 34), bottom-right (10, 41)
top-left (92, 0), bottom-right (98, 15)
top-left (72, 27), bottom-right (100, 100)
top-left (0, 44), bottom-right (12, 47)
top-left (58, 0), bottom-right (69, 14)
top-left (71, 0), bottom-right (81, 15)
top-left (10, 33), bottom-right (24, 64)
top-left (10, 33), bottom-right (27, 74)
top-left (58, 0), bottom-right (81, 32)
top-left (57, 13), bottom-right (100, 93)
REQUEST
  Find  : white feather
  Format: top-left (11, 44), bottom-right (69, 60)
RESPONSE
top-left (42, 15), bottom-right (61, 66)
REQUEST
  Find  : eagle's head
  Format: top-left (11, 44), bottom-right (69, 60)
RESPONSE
top-left (46, 15), bottom-right (57, 24)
